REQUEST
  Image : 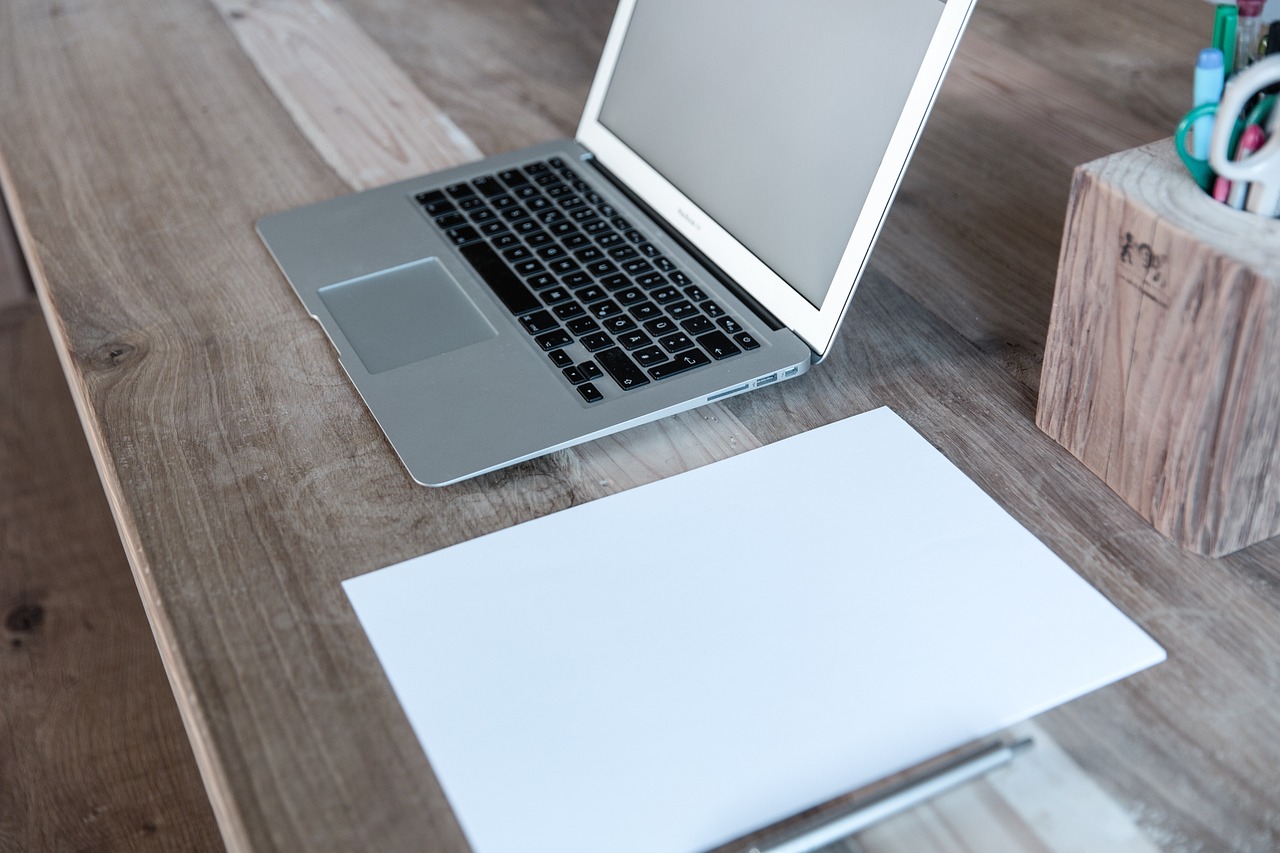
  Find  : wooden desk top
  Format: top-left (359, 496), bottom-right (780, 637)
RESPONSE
top-left (2, 1), bottom-right (1277, 850)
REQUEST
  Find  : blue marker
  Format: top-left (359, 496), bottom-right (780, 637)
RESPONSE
top-left (1193, 48), bottom-right (1225, 160)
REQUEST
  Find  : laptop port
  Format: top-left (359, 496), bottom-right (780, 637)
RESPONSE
top-left (708, 383), bottom-right (751, 402)
top-left (755, 373), bottom-right (778, 387)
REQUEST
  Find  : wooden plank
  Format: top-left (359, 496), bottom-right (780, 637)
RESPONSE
top-left (211, 0), bottom-right (481, 189)
top-left (0, 299), bottom-right (222, 852)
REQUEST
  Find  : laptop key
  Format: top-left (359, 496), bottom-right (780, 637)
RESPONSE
top-left (566, 316), bottom-right (598, 336)
top-left (629, 302), bottom-right (661, 321)
top-left (696, 330), bottom-right (741, 360)
top-left (561, 272), bottom-right (592, 288)
top-left (435, 212), bottom-right (465, 229)
top-left (618, 331), bottom-right (651, 350)
top-left (473, 176), bottom-right (504, 197)
top-left (702, 301), bottom-right (725, 318)
top-left (718, 317), bottom-right (742, 334)
top-left (597, 348), bottom-right (650, 391)
top-left (458, 242), bottom-right (538, 314)
top-left (548, 349), bottom-right (573, 368)
top-left (649, 348), bottom-right (711, 380)
top-left (588, 299), bottom-right (622, 320)
top-left (577, 383), bottom-right (604, 404)
top-left (734, 332), bottom-right (761, 350)
top-left (581, 332), bottom-right (612, 352)
top-left (633, 346), bottom-right (667, 366)
top-left (658, 332), bottom-right (695, 353)
top-left (616, 287), bottom-right (645, 306)
top-left (562, 366), bottom-right (587, 385)
top-left (541, 286), bottom-right (571, 304)
top-left (446, 182), bottom-right (475, 198)
top-left (684, 286), bottom-right (708, 302)
top-left (527, 273), bottom-right (558, 290)
top-left (579, 361), bottom-right (602, 381)
top-left (643, 317), bottom-right (677, 336)
top-left (681, 316), bottom-right (714, 335)
top-left (602, 315), bottom-right (637, 334)
top-left (520, 310), bottom-right (559, 334)
top-left (554, 302), bottom-right (586, 321)
top-left (667, 300), bottom-right (698, 320)
top-left (479, 221), bottom-right (509, 237)
top-left (498, 169), bottom-right (528, 187)
top-left (420, 198), bottom-right (454, 217)
top-left (575, 285), bottom-right (606, 303)
top-left (534, 330), bottom-right (572, 351)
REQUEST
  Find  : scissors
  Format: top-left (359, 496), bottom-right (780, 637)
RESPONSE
top-left (1209, 55), bottom-right (1280, 216)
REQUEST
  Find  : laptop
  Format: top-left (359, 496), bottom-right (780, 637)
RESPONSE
top-left (257, 0), bottom-right (976, 486)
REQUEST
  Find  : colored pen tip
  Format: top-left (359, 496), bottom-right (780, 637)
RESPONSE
top-left (1237, 0), bottom-right (1265, 16)
top-left (1198, 47), bottom-right (1225, 68)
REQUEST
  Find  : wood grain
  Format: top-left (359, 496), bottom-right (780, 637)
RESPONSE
top-left (1038, 141), bottom-right (1280, 555)
top-left (0, 300), bottom-right (222, 852)
top-left (0, 196), bottom-right (30, 309)
top-left (0, 0), bottom-right (1278, 850)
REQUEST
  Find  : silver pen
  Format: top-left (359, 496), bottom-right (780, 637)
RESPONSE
top-left (729, 737), bottom-right (1034, 853)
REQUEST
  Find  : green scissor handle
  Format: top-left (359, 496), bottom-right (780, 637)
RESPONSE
top-left (1174, 103), bottom-right (1242, 191)
top-left (1175, 94), bottom-right (1275, 193)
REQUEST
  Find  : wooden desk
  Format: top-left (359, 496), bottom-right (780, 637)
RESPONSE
top-left (2, 1), bottom-right (1277, 850)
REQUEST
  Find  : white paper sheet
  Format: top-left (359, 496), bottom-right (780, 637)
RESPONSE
top-left (344, 407), bottom-right (1164, 853)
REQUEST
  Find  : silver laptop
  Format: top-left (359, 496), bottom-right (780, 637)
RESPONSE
top-left (257, 0), bottom-right (975, 486)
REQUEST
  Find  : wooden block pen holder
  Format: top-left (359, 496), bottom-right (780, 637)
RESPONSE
top-left (1037, 139), bottom-right (1280, 557)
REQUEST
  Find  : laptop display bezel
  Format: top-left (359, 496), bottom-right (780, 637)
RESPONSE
top-left (575, 0), bottom-right (977, 359)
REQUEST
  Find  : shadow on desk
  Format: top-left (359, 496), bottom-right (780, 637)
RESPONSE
top-left (0, 300), bottom-right (222, 852)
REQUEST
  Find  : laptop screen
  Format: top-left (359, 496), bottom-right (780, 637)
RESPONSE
top-left (599, 0), bottom-right (947, 309)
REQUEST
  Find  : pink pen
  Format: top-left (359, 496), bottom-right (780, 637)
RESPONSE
top-left (1228, 124), bottom-right (1267, 210)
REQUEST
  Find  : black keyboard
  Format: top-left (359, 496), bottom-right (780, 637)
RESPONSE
top-left (413, 157), bottom-right (761, 404)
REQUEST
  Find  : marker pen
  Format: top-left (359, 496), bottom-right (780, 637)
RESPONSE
top-left (1236, 0), bottom-right (1266, 69)
top-left (1214, 4), bottom-right (1238, 77)
top-left (1194, 48), bottom-right (1226, 161)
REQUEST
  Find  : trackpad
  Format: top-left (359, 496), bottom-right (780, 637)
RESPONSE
top-left (318, 258), bottom-right (497, 374)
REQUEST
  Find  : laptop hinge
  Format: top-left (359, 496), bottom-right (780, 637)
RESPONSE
top-left (582, 154), bottom-right (787, 333)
